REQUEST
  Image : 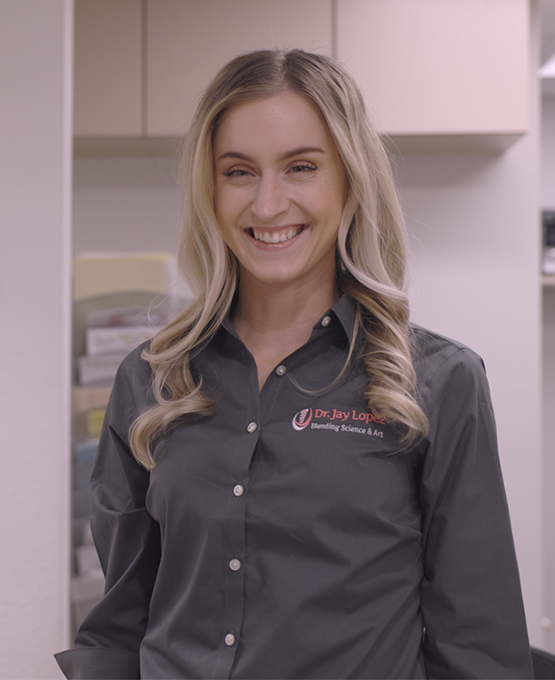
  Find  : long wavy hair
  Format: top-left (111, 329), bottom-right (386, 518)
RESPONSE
top-left (129, 49), bottom-right (428, 469)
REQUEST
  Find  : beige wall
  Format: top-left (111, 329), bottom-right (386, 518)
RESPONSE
top-left (0, 1), bottom-right (73, 677)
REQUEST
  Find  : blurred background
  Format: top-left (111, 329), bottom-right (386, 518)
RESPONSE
top-left (1, 0), bottom-right (554, 676)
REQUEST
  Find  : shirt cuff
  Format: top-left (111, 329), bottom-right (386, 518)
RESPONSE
top-left (54, 648), bottom-right (140, 679)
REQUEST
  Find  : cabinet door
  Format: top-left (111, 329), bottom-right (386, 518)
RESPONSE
top-left (146, 0), bottom-right (333, 136)
top-left (336, 0), bottom-right (529, 149)
top-left (74, 0), bottom-right (142, 136)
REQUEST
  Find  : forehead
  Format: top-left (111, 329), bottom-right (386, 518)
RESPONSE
top-left (213, 92), bottom-right (335, 153)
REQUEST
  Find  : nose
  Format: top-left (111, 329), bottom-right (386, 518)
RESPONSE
top-left (251, 175), bottom-right (288, 221)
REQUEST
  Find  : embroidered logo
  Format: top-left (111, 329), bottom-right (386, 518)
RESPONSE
top-left (291, 406), bottom-right (386, 438)
top-left (292, 408), bottom-right (313, 431)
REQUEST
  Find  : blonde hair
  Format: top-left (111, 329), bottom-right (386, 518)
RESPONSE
top-left (130, 49), bottom-right (428, 469)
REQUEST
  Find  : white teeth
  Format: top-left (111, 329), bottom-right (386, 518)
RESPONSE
top-left (252, 227), bottom-right (301, 243)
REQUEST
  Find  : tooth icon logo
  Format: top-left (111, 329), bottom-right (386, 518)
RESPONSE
top-left (292, 408), bottom-right (313, 431)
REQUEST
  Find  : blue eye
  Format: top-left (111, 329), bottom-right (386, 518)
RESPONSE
top-left (290, 162), bottom-right (317, 173)
top-left (223, 167), bottom-right (250, 177)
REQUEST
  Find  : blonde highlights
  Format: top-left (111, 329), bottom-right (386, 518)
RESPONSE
top-left (130, 49), bottom-right (428, 469)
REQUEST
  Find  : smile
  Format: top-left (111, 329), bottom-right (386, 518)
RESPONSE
top-left (249, 226), bottom-right (304, 244)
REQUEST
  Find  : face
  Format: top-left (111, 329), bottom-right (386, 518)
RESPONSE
top-left (213, 91), bottom-right (346, 292)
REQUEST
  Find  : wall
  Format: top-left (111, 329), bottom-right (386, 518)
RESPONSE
top-left (73, 155), bottom-right (180, 255)
top-left (0, 1), bottom-right (72, 677)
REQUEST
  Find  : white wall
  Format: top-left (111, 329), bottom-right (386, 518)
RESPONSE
top-left (73, 155), bottom-right (180, 255)
top-left (0, 1), bottom-right (72, 677)
top-left (392, 23), bottom-right (544, 643)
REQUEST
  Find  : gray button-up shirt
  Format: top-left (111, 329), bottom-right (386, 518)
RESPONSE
top-left (56, 295), bottom-right (533, 679)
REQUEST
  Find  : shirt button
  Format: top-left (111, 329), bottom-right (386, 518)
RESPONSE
top-left (247, 421), bottom-right (257, 433)
top-left (276, 364), bottom-right (286, 376)
top-left (233, 484), bottom-right (244, 497)
top-left (225, 633), bottom-right (236, 647)
top-left (321, 315), bottom-right (331, 327)
top-left (229, 558), bottom-right (241, 571)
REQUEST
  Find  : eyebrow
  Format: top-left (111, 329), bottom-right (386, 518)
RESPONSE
top-left (216, 146), bottom-right (326, 162)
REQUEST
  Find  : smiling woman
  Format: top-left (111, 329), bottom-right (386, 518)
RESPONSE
top-left (214, 94), bottom-right (343, 279)
top-left (213, 93), bottom-right (345, 296)
top-left (56, 49), bottom-right (533, 680)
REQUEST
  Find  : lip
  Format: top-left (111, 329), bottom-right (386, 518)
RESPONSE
top-left (244, 224), bottom-right (307, 248)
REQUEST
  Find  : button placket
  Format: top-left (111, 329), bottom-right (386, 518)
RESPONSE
top-left (212, 350), bottom-right (261, 676)
top-left (219, 398), bottom-right (259, 668)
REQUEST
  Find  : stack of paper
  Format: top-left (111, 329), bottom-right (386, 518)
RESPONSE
top-left (73, 253), bottom-right (191, 386)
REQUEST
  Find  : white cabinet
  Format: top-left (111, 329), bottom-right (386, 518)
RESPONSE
top-left (74, 0), bottom-right (531, 151)
top-left (336, 0), bottom-right (530, 151)
top-left (74, 0), bottom-right (333, 140)
top-left (74, 0), bottom-right (142, 136)
top-left (146, 0), bottom-right (333, 135)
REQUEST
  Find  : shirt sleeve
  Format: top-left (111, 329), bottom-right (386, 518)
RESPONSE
top-left (55, 348), bottom-right (161, 680)
top-left (417, 345), bottom-right (533, 679)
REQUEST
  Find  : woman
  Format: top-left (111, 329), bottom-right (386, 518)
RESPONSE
top-left (56, 49), bottom-right (533, 679)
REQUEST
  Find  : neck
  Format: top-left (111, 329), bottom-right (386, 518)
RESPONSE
top-left (232, 273), bottom-right (338, 389)
top-left (233, 274), bottom-right (337, 337)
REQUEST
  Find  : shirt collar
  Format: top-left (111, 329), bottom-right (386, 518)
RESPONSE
top-left (325, 294), bottom-right (357, 344)
top-left (221, 294), bottom-right (357, 344)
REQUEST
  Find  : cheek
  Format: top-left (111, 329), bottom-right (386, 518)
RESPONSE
top-left (320, 182), bottom-right (346, 226)
top-left (215, 186), bottom-right (248, 226)
top-left (214, 196), bottom-right (245, 259)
